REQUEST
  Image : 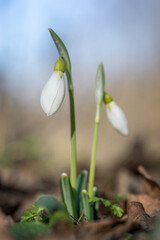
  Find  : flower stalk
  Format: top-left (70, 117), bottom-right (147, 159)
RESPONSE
top-left (88, 63), bottom-right (105, 198)
top-left (48, 29), bottom-right (77, 190)
top-left (88, 108), bottom-right (101, 198)
top-left (65, 69), bottom-right (77, 191)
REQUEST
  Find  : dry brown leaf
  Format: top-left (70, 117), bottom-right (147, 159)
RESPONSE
top-left (76, 217), bottom-right (116, 240)
top-left (76, 217), bottom-right (141, 240)
top-left (128, 193), bottom-right (160, 217)
top-left (127, 201), bottom-right (154, 230)
top-left (138, 165), bottom-right (160, 199)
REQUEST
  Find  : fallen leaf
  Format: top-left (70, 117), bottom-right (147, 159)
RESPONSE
top-left (128, 193), bottom-right (160, 217)
top-left (138, 165), bottom-right (160, 199)
top-left (127, 201), bottom-right (154, 230)
top-left (76, 217), bottom-right (116, 240)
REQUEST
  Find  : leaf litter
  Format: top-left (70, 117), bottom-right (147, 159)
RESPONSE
top-left (0, 140), bottom-right (160, 240)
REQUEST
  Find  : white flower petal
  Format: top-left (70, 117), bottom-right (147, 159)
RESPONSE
top-left (40, 71), bottom-right (65, 116)
top-left (106, 101), bottom-right (128, 136)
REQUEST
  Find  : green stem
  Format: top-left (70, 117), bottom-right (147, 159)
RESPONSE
top-left (48, 29), bottom-right (77, 191)
top-left (88, 105), bottom-right (101, 198)
top-left (66, 70), bottom-right (77, 191)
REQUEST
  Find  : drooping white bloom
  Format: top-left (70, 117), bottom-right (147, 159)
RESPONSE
top-left (106, 101), bottom-right (128, 136)
top-left (40, 70), bottom-right (65, 116)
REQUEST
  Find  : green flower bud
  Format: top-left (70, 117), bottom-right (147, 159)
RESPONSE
top-left (103, 92), bottom-right (113, 105)
top-left (95, 63), bottom-right (105, 105)
top-left (54, 59), bottom-right (65, 73)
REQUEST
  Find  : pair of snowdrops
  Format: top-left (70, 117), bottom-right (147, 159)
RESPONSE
top-left (40, 59), bottom-right (128, 136)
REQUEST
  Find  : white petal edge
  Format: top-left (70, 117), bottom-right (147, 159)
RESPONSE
top-left (40, 71), bottom-right (65, 116)
top-left (106, 101), bottom-right (128, 136)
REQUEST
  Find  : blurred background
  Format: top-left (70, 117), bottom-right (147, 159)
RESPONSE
top-left (0, 0), bottom-right (160, 180)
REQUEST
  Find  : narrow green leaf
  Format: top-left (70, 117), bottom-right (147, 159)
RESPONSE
top-left (49, 28), bottom-right (71, 73)
top-left (60, 173), bottom-right (77, 219)
top-left (76, 170), bottom-right (88, 216)
top-left (81, 189), bottom-right (93, 221)
top-left (76, 170), bottom-right (88, 196)
top-left (92, 186), bottom-right (99, 219)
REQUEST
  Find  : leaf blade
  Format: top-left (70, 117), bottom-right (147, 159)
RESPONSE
top-left (76, 170), bottom-right (88, 216)
top-left (60, 173), bottom-right (77, 219)
top-left (49, 28), bottom-right (71, 73)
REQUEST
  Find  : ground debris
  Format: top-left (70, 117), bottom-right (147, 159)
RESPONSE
top-left (116, 168), bottom-right (142, 195)
top-left (39, 218), bottom-right (75, 240)
top-left (75, 216), bottom-right (141, 240)
top-left (0, 209), bottom-right (14, 240)
top-left (128, 193), bottom-right (160, 217)
top-left (1, 162), bottom-right (160, 240)
top-left (127, 201), bottom-right (154, 230)
top-left (0, 168), bottom-right (57, 219)
top-left (75, 217), bottom-right (116, 240)
top-left (138, 165), bottom-right (160, 199)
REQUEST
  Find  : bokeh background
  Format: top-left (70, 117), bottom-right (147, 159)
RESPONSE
top-left (0, 0), bottom-right (160, 180)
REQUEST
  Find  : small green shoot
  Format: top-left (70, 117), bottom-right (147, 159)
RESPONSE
top-left (21, 203), bottom-right (38, 223)
top-left (76, 170), bottom-right (88, 217)
top-left (81, 189), bottom-right (94, 221)
top-left (21, 196), bottom-right (64, 223)
top-left (60, 173), bottom-right (77, 219)
top-left (89, 197), bottom-right (124, 218)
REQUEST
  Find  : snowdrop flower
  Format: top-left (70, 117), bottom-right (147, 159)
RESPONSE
top-left (104, 93), bottom-right (128, 136)
top-left (40, 59), bottom-right (65, 116)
